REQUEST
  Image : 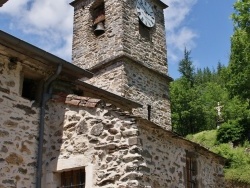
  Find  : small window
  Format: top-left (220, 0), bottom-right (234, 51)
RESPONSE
top-left (186, 153), bottom-right (197, 188)
top-left (61, 169), bottom-right (85, 188)
top-left (139, 21), bottom-right (151, 40)
top-left (147, 104), bottom-right (151, 121)
top-left (22, 77), bottom-right (39, 101)
top-left (90, 0), bottom-right (105, 36)
top-left (21, 68), bottom-right (43, 103)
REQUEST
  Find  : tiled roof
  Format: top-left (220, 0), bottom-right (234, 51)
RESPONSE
top-left (52, 93), bottom-right (103, 108)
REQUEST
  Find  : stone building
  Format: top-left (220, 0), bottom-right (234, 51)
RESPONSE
top-left (0, 0), bottom-right (225, 188)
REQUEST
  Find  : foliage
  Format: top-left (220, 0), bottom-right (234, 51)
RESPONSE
top-left (187, 131), bottom-right (250, 184)
top-left (227, 29), bottom-right (250, 100)
top-left (172, 0), bottom-right (250, 185)
top-left (217, 121), bottom-right (245, 145)
top-left (227, 0), bottom-right (250, 100)
top-left (178, 48), bottom-right (195, 87)
top-left (222, 96), bottom-right (250, 120)
top-left (171, 78), bottom-right (207, 135)
top-left (170, 50), bottom-right (229, 136)
top-left (186, 130), bottom-right (217, 149)
top-left (171, 0), bottom-right (250, 136)
top-left (231, 0), bottom-right (250, 32)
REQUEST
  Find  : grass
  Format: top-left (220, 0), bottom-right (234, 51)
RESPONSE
top-left (187, 130), bottom-right (250, 184)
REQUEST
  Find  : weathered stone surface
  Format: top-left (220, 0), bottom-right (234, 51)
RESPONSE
top-left (73, 0), bottom-right (171, 131)
top-left (138, 166), bottom-right (150, 173)
top-left (87, 60), bottom-right (172, 131)
top-left (20, 143), bottom-right (31, 155)
top-left (18, 167), bottom-right (27, 174)
top-left (3, 120), bottom-right (18, 128)
top-left (91, 123), bottom-right (103, 136)
top-left (72, 0), bottom-right (167, 74)
top-left (5, 153), bottom-right (24, 165)
top-left (13, 104), bottom-right (36, 115)
top-left (0, 130), bottom-right (9, 137)
top-left (75, 120), bottom-right (88, 135)
top-left (137, 124), bottom-right (225, 188)
top-left (122, 129), bottom-right (139, 137)
top-left (0, 146), bottom-right (8, 153)
top-left (128, 137), bottom-right (142, 146)
top-left (108, 128), bottom-right (118, 135)
top-left (2, 179), bottom-right (15, 185)
top-left (0, 54), bottom-right (39, 187)
top-left (225, 181), bottom-right (250, 188)
top-left (0, 86), bottom-right (10, 94)
top-left (141, 149), bottom-right (152, 159)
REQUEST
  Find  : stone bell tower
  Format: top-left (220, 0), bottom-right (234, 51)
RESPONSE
top-left (70, 0), bottom-right (172, 130)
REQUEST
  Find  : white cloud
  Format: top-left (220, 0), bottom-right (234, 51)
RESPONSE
top-left (1, 0), bottom-right (198, 64)
top-left (0, 0), bottom-right (30, 16)
top-left (163, 0), bottom-right (196, 31)
top-left (167, 27), bottom-right (198, 63)
top-left (0, 0), bottom-right (73, 61)
top-left (162, 0), bottom-right (198, 64)
top-left (168, 27), bottom-right (197, 51)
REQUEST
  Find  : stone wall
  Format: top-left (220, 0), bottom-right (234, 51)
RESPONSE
top-left (122, 0), bottom-right (167, 74)
top-left (43, 100), bottom-right (143, 188)
top-left (84, 61), bottom-right (126, 96)
top-left (72, 0), bottom-right (168, 74)
top-left (124, 60), bottom-right (171, 130)
top-left (137, 121), bottom-right (225, 188)
top-left (0, 54), bottom-right (39, 188)
top-left (43, 97), bottom-right (224, 188)
top-left (73, 0), bottom-right (171, 130)
top-left (72, 0), bottom-right (124, 69)
top-left (226, 181), bottom-right (250, 188)
top-left (86, 59), bottom-right (171, 130)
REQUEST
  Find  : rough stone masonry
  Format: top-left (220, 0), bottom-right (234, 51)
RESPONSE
top-left (71, 0), bottom-right (172, 130)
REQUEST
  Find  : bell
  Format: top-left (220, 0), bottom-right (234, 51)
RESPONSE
top-left (94, 22), bottom-right (105, 35)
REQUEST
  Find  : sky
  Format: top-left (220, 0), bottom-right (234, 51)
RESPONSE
top-left (0, 0), bottom-right (235, 79)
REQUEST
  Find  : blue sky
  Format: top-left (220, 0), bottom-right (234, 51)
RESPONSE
top-left (165, 0), bottom-right (235, 79)
top-left (0, 0), bottom-right (235, 79)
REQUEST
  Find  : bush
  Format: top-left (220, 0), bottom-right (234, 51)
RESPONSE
top-left (217, 120), bottom-right (245, 145)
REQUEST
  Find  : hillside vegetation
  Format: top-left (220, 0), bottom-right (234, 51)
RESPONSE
top-left (170, 0), bottom-right (250, 185)
top-left (187, 130), bottom-right (250, 184)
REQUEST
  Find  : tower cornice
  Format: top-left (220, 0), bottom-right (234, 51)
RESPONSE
top-left (70, 0), bottom-right (168, 9)
top-left (87, 53), bottom-right (173, 83)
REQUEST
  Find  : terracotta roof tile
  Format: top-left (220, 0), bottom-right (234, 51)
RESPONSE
top-left (52, 93), bottom-right (103, 108)
top-left (84, 102), bottom-right (98, 108)
top-left (65, 99), bottom-right (81, 106)
top-left (88, 98), bottom-right (102, 103)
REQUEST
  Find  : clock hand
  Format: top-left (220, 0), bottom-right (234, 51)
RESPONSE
top-left (139, 4), bottom-right (152, 20)
top-left (139, 2), bottom-right (153, 17)
top-left (139, 2), bottom-right (147, 12)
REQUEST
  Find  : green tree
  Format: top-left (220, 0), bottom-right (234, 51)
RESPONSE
top-left (231, 0), bottom-right (250, 32)
top-left (227, 0), bottom-right (250, 100)
top-left (227, 29), bottom-right (250, 99)
top-left (171, 79), bottom-right (205, 135)
top-left (171, 50), bottom-right (231, 136)
top-left (171, 49), bottom-right (207, 135)
top-left (178, 48), bottom-right (195, 87)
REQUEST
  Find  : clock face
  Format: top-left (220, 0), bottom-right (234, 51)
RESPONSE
top-left (136, 0), bottom-right (155, 28)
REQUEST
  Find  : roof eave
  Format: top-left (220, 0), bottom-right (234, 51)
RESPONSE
top-left (0, 0), bottom-right (8, 7)
top-left (158, 0), bottom-right (168, 9)
top-left (0, 30), bottom-right (93, 79)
